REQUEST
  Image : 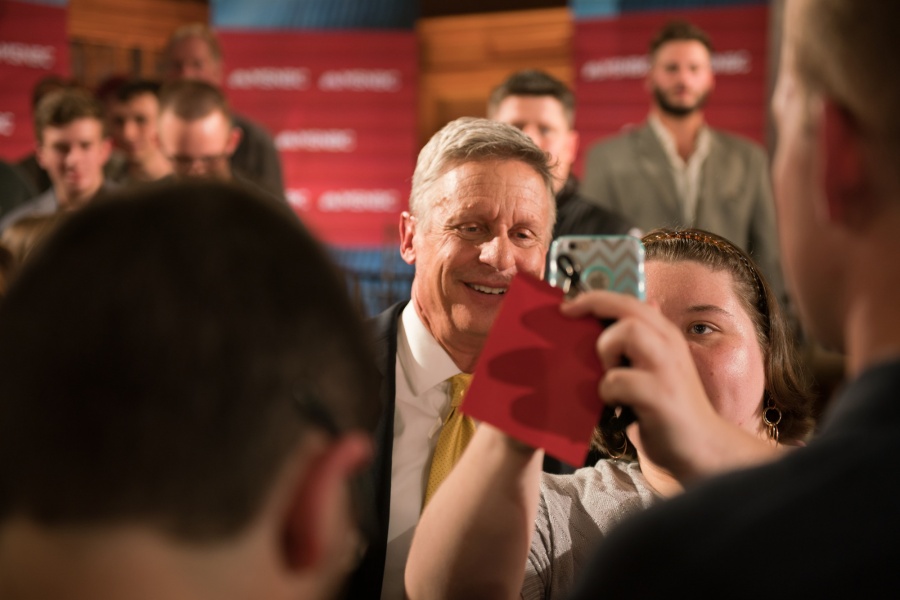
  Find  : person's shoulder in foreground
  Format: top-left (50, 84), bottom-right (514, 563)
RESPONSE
top-left (571, 358), bottom-right (900, 598)
top-left (570, 1), bottom-right (900, 597)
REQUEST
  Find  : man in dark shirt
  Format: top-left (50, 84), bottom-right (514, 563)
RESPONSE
top-left (157, 80), bottom-right (242, 184)
top-left (487, 69), bottom-right (638, 241)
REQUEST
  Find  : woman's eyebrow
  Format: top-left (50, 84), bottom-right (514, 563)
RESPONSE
top-left (686, 304), bottom-right (735, 318)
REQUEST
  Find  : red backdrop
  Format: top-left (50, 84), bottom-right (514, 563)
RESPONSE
top-left (573, 3), bottom-right (769, 177)
top-left (219, 30), bottom-right (417, 247)
top-left (0, 0), bottom-right (69, 161)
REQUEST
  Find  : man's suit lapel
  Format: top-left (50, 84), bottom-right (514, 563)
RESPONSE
top-left (635, 123), bottom-right (683, 224)
top-left (695, 130), bottom-right (724, 229)
top-left (346, 300), bottom-right (407, 599)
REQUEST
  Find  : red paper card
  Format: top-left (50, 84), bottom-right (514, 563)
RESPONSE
top-left (461, 273), bottom-right (605, 466)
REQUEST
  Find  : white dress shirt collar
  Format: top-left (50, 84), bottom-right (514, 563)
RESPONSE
top-left (647, 112), bottom-right (712, 166)
top-left (398, 301), bottom-right (461, 397)
top-left (380, 302), bottom-right (462, 600)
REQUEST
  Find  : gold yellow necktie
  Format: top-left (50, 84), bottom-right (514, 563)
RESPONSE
top-left (423, 373), bottom-right (475, 506)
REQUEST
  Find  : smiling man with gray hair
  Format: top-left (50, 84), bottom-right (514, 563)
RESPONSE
top-left (348, 117), bottom-right (556, 600)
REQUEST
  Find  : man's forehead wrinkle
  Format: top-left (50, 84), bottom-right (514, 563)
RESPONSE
top-left (422, 160), bottom-right (551, 228)
top-left (425, 193), bottom-right (452, 218)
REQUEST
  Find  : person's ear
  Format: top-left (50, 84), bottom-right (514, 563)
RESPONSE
top-left (821, 99), bottom-right (871, 230)
top-left (99, 137), bottom-right (113, 165)
top-left (561, 129), bottom-right (579, 173)
top-left (149, 112), bottom-right (162, 146)
top-left (226, 126), bottom-right (243, 156)
top-left (281, 433), bottom-right (372, 574)
top-left (399, 211), bottom-right (417, 265)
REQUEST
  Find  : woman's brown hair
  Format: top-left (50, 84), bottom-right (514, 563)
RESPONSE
top-left (593, 228), bottom-right (816, 460)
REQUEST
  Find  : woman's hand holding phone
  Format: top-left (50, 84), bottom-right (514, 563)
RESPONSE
top-left (560, 291), bottom-right (727, 484)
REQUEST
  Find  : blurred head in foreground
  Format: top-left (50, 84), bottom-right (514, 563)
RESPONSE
top-left (0, 180), bottom-right (380, 599)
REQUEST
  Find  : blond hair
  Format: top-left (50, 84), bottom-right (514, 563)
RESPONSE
top-left (790, 1), bottom-right (900, 169)
top-left (1, 213), bottom-right (66, 267)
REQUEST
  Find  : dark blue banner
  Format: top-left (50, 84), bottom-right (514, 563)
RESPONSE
top-left (572, 0), bottom-right (767, 19)
top-left (212, 0), bottom-right (417, 30)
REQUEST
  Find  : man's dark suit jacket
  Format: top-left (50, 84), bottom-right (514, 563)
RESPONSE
top-left (231, 113), bottom-right (285, 200)
top-left (344, 301), bottom-right (406, 599)
top-left (344, 298), bottom-right (585, 598)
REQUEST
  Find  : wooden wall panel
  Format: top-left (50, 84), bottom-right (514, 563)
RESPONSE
top-left (68, 2), bottom-right (571, 145)
top-left (68, 0), bottom-right (208, 87)
top-left (417, 7), bottom-right (572, 146)
top-left (69, 0), bottom-right (207, 47)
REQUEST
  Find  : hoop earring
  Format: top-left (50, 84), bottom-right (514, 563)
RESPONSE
top-left (763, 398), bottom-right (782, 444)
top-left (599, 406), bottom-right (631, 460)
top-left (608, 433), bottom-right (630, 461)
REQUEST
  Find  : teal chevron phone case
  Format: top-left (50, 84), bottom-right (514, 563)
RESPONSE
top-left (547, 235), bottom-right (645, 300)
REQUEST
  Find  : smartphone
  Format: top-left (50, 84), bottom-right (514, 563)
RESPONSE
top-left (547, 235), bottom-right (646, 301)
top-left (547, 235), bottom-right (645, 443)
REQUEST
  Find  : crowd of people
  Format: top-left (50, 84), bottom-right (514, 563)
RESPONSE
top-left (0, 23), bottom-right (287, 293)
top-left (2, 2), bottom-right (898, 599)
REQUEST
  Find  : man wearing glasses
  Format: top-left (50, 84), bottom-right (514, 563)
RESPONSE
top-left (163, 23), bottom-right (285, 200)
top-left (157, 80), bottom-right (244, 185)
top-left (0, 180), bottom-right (380, 599)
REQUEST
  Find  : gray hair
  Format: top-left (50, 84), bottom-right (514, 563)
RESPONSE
top-left (409, 117), bottom-right (556, 235)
